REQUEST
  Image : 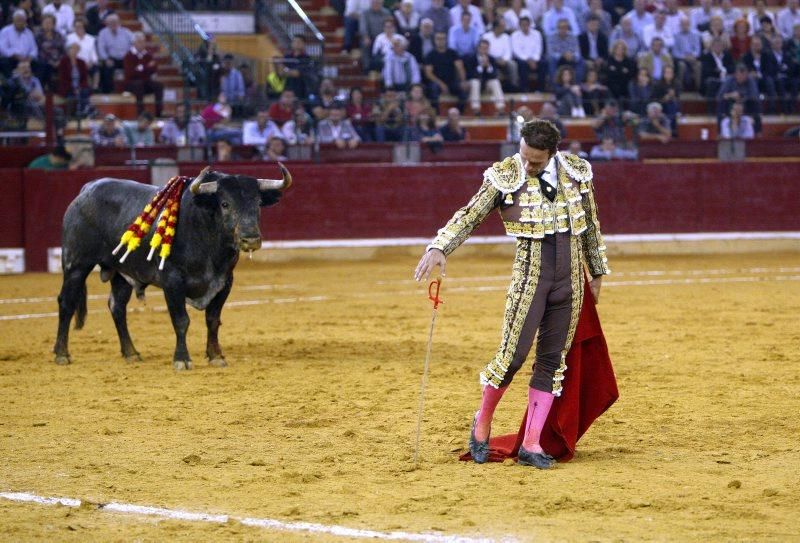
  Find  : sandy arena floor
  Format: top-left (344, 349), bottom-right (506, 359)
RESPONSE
top-left (1, 250), bottom-right (799, 542)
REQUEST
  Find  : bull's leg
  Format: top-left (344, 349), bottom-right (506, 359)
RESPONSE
top-left (53, 266), bottom-right (92, 365)
top-left (108, 274), bottom-right (141, 362)
top-left (205, 273), bottom-right (233, 368)
top-left (163, 282), bottom-right (192, 371)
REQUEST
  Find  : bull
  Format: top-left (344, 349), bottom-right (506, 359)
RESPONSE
top-left (53, 165), bottom-right (292, 370)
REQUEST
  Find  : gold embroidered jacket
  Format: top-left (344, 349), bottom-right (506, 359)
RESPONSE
top-left (427, 152), bottom-right (610, 277)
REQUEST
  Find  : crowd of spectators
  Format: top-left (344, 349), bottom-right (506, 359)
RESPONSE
top-left (332, 0), bottom-right (800, 140)
top-left (7, 0), bottom-right (800, 167)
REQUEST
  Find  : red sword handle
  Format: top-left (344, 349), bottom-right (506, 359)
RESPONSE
top-left (428, 278), bottom-right (443, 309)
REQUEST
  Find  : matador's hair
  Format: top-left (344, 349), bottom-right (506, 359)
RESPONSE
top-left (520, 119), bottom-right (561, 154)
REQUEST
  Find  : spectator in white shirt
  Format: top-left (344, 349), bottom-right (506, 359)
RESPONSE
top-left (503, 0), bottom-right (532, 32)
top-left (242, 108), bottom-right (282, 147)
top-left (511, 16), bottom-right (544, 90)
top-left (717, 0), bottom-right (743, 34)
top-left (66, 19), bottom-right (97, 78)
top-left (542, 0), bottom-right (580, 37)
top-left (525, 0), bottom-right (548, 25)
top-left (777, 0), bottom-right (800, 39)
top-left (449, 0), bottom-right (485, 35)
top-left (690, 0), bottom-right (719, 33)
top-left (42, 0), bottom-right (75, 36)
top-left (662, 0), bottom-right (686, 37)
top-left (623, 0), bottom-right (654, 38)
top-left (642, 11), bottom-right (675, 49)
top-left (482, 18), bottom-right (519, 90)
top-left (720, 101), bottom-right (755, 139)
top-left (372, 19), bottom-right (408, 59)
top-left (748, 0), bottom-right (775, 36)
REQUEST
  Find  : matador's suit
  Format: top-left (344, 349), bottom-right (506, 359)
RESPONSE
top-left (427, 151), bottom-right (610, 395)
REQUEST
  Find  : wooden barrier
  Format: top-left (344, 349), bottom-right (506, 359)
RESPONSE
top-left (0, 169), bottom-right (25, 247)
top-left (11, 161), bottom-right (800, 271)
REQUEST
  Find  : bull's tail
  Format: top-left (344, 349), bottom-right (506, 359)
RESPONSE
top-left (74, 282), bottom-right (87, 330)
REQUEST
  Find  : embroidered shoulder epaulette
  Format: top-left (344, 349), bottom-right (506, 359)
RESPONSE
top-left (484, 153), bottom-right (525, 194)
top-left (556, 152), bottom-right (593, 184)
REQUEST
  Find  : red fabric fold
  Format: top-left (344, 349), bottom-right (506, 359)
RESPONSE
top-left (460, 277), bottom-right (619, 463)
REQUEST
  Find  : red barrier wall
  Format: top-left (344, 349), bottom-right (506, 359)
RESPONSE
top-left (23, 168), bottom-right (151, 272)
top-left (15, 161), bottom-right (800, 272)
top-left (179, 161), bottom-right (800, 241)
top-left (0, 168), bottom-right (25, 247)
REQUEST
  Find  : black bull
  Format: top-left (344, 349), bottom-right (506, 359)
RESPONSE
top-left (53, 165), bottom-right (292, 370)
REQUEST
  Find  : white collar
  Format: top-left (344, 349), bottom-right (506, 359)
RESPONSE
top-left (539, 157), bottom-right (557, 187)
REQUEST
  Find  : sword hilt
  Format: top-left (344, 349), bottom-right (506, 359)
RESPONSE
top-left (428, 278), bottom-right (443, 309)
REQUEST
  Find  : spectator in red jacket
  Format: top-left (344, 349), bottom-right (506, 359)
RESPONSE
top-left (267, 89), bottom-right (296, 126)
top-left (123, 31), bottom-right (164, 117)
top-left (58, 42), bottom-right (91, 117)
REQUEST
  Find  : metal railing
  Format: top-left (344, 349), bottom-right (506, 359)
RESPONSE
top-left (136, 0), bottom-right (212, 101)
top-left (255, 0), bottom-right (324, 60)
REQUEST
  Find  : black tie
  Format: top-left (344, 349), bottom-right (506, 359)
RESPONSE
top-left (539, 173), bottom-right (556, 202)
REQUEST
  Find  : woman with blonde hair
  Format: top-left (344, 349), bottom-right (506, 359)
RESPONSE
top-left (604, 39), bottom-right (637, 102)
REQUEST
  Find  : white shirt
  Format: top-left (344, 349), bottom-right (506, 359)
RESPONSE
top-left (718, 7), bottom-right (743, 34)
top-left (777, 7), bottom-right (800, 39)
top-left (689, 6), bottom-right (719, 32)
top-left (66, 32), bottom-right (98, 65)
top-left (42, 3), bottom-right (75, 36)
top-left (624, 10), bottom-right (654, 37)
top-left (482, 30), bottom-right (512, 62)
top-left (449, 4), bottom-right (485, 35)
top-left (503, 7), bottom-right (533, 32)
top-left (511, 28), bottom-right (543, 61)
top-left (747, 11), bottom-right (774, 36)
top-left (242, 120), bottom-right (281, 146)
top-left (664, 11), bottom-right (686, 37)
top-left (642, 23), bottom-right (674, 48)
top-left (372, 32), bottom-right (408, 56)
top-left (525, 0), bottom-right (548, 23)
top-left (344, 0), bottom-right (371, 17)
top-left (536, 156), bottom-right (558, 188)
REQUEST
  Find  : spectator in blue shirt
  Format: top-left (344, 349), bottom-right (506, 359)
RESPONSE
top-left (448, 11), bottom-right (480, 57)
top-left (547, 18), bottom-right (584, 83)
top-left (0, 10), bottom-right (38, 77)
top-left (220, 54), bottom-right (245, 103)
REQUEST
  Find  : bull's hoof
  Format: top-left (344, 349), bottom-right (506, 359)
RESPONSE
top-left (208, 357), bottom-right (227, 368)
top-left (54, 355), bottom-right (71, 366)
top-left (173, 360), bottom-right (192, 371)
top-left (124, 353), bottom-right (143, 363)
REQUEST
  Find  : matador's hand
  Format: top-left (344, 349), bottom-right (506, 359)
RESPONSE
top-left (414, 248), bottom-right (446, 282)
top-left (590, 276), bottom-right (602, 304)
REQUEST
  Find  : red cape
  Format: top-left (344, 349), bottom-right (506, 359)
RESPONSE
top-left (460, 277), bottom-right (619, 463)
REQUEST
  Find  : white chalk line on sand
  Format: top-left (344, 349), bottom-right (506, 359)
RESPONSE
top-left (2, 267), bottom-right (798, 307)
top-left (1, 273), bottom-right (800, 322)
top-left (0, 491), bottom-right (503, 543)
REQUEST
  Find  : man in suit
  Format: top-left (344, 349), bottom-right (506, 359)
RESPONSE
top-left (741, 37), bottom-right (779, 113)
top-left (700, 36), bottom-right (735, 108)
top-left (414, 119), bottom-right (610, 469)
top-left (637, 37), bottom-right (674, 81)
top-left (579, 14), bottom-right (609, 70)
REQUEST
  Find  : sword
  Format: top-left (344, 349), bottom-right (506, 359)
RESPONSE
top-left (413, 278), bottom-right (444, 466)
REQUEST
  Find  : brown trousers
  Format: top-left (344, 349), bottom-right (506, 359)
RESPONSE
top-left (498, 232), bottom-right (574, 391)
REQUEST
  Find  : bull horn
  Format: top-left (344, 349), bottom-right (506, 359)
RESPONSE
top-left (257, 162), bottom-right (292, 191)
top-left (189, 166), bottom-right (217, 195)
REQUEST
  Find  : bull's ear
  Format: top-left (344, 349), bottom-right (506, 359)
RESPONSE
top-left (260, 189), bottom-right (282, 207)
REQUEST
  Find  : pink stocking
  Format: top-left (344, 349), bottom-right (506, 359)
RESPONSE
top-left (522, 387), bottom-right (555, 451)
top-left (474, 385), bottom-right (507, 441)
